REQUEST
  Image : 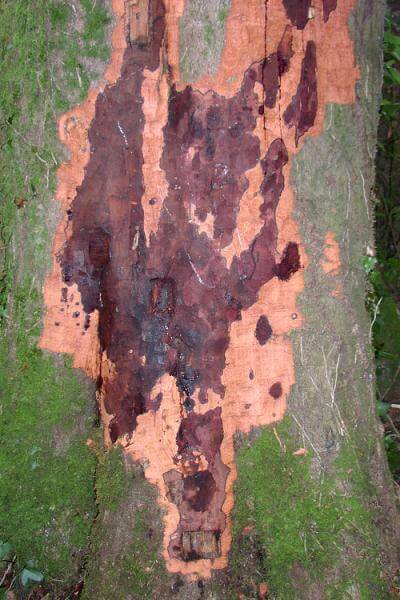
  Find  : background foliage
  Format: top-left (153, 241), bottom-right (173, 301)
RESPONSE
top-left (369, 9), bottom-right (400, 484)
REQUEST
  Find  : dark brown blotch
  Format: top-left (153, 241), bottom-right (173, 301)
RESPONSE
top-left (283, 40), bottom-right (317, 144)
top-left (261, 28), bottom-right (293, 110)
top-left (183, 470), bottom-right (216, 512)
top-left (269, 382), bottom-right (283, 399)
top-left (274, 242), bottom-right (300, 281)
top-left (255, 315), bottom-right (273, 345)
top-left (277, 25), bottom-right (294, 76)
top-left (322, 0), bottom-right (337, 21)
top-left (282, 0), bottom-right (311, 29)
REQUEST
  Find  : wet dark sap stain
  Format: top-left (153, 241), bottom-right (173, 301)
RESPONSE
top-left (59, 0), bottom-right (302, 561)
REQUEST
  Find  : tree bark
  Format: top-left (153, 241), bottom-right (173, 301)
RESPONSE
top-left (2, 0), bottom-right (399, 598)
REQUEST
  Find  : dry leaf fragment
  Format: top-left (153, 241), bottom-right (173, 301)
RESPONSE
top-left (293, 447), bottom-right (307, 456)
top-left (14, 197), bottom-right (27, 208)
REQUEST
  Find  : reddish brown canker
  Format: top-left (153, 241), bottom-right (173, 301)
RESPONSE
top-left (40, 0), bottom-right (359, 579)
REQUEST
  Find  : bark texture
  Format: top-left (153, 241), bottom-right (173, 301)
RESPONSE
top-left (4, 0), bottom-right (399, 598)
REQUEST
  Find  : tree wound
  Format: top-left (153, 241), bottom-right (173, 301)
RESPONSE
top-left (40, 0), bottom-right (359, 577)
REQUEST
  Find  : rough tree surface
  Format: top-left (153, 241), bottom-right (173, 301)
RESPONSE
top-left (10, 0), bottom-right (397, 597)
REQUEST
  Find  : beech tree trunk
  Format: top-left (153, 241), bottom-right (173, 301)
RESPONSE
top-left (2, 1), bottom-right (399, 599)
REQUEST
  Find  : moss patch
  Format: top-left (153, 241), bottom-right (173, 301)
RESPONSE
top-left (82, 452), bottom-right (170, 600)
top-left (95, 445), bottom-right (129, 512)
top-left (0, 0), bottom-right (111, 595)
top-left (0, 288), bottom-right (96, 585)
top-left (226, 420), bottom-right (388, 599)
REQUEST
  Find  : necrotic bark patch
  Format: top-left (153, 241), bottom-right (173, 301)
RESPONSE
top-left (261, 25), bottom-right (293, 109)
top-left (269, 382), bottom-right (283, 398)
top-left (58, 7), bottom-right (299, 560)
top-left (40, 0), bottom-right (360, 576)
top-left (282, 0), bottom-right (311, 29)
top-left (164, 408), bottom-right (228, 560)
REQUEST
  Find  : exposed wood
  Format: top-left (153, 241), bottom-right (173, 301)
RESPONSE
top-left (126, 0), bottom-right (150, 45)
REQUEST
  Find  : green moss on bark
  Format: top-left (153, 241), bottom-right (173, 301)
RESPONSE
top-left (82, 452), bottom-right (169, 600)
top-left (222, 419), bottom-right (387, 599)
top-left (0, 0), bottom-right (112, 594)
top-left (0, 292), bottom-right (96, 582)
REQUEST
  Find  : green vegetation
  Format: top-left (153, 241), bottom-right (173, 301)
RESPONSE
top-left (230, 421), bottom-right (387, 599)
top-left (0, 0), bottom-right (111, 318)
top-left (0, 286), bottom-right (96, 581)
top-left (0, 0), bottom-right (111, 596)
top-left (368, 12), bottom-right (400, 482)
top-left (82, 452), bottom-right (168, 600)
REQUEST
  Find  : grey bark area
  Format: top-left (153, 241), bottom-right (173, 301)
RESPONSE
top-left (179, 0), bottom-right (231, 81)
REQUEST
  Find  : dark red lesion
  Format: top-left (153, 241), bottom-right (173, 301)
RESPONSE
top-left (322, 0), bottom-right (337, 22)
top-left (255, 315), bottom-right (273, 345)
top-left (274, 242), bottom-right (301, 281)
top-left (269, 382), bottom-right (283, 399)
top-left (283, 40), bottom-right (317, 145)
top-left (282, 0), bottom-right (311, 29)
top-left (261, 25), bottom-right (293, 109)
top-left (59, 0), bottom-right (301, 560)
